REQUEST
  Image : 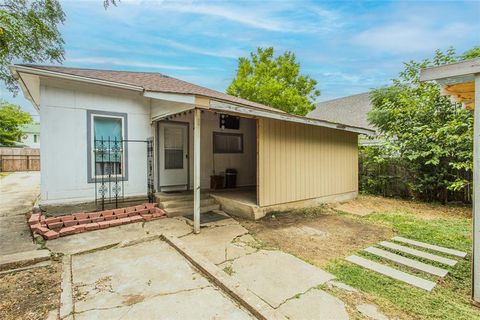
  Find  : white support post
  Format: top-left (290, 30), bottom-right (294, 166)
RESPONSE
top-left (193, 109), bottom-right (201, 234)
top-left (474, 74), bottom-right (480, 302)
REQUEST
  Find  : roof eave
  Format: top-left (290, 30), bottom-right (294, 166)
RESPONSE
top-left (420, 58), bottom-right (480, 82)
top-left (12, 65), bottom-right (144, 93)
top-left (9, 65), bottom-right (40, 111)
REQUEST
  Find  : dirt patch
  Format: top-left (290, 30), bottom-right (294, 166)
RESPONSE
top-left (240, 211), bottom-right (393, 267)
top-left (334, 195), bottom-right (471, 220)
top-left (0, 262), bottom-right (61, 320)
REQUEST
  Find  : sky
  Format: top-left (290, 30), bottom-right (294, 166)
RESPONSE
top-left (2, 0), bottom-right (479, 120)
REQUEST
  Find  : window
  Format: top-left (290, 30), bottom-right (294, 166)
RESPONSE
top-left (87, 111), bottom-right (128, 182)
top-left (213, 132), bottom-right (243, 153)
top-left (164, 126), bottom-right (184, 169)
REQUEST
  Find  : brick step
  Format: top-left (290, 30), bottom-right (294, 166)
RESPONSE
top-left (159, 198), bottom-right (216, 209)
top-left (165, 204), bottom-right (221, 217)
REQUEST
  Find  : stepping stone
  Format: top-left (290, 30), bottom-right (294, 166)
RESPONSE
top-left (379, 241), bottom-right (457, 266)
top-left (392, 236), bottom-right (467, 258)
top-left (346, 255), bottom-right (436, 291)
top-left (364, 246), bottom-right (448, 277)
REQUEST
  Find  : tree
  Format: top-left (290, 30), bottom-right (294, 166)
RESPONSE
top-left (461, 46), bottom-right (480, 60)
top-left (0, 101), bottom-right (32, 146)
top-left (0, 0), bottom-right (65, 93)
top-left (0, 0), bottom-right (118, 93)
top-left (366, 47), bottom-right (480, 203)
top-left (227, 47), bottom-right (320, 116)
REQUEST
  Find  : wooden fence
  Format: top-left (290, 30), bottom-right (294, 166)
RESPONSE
top-left (0, 147), bottom-right (40, 172)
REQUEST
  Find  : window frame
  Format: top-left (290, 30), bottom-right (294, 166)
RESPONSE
top-left (86, 110), bottom-right (128, 183)
top-left (213, 132), bottom-right (244, 154)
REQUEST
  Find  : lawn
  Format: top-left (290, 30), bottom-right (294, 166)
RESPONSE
top-left (242, 195), bottom-right (479, 320)
top-left (327, 210), bottom-right (476, 320)
top-left (0, 172), bottom-right (11, 179)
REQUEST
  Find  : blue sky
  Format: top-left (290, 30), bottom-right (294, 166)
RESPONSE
top-left (2, 0), bottom-right (479, 119)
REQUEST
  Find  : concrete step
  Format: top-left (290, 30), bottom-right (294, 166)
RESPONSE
top-left (346, 255), bottom-right (436, 291)
top-left (165, 204), bottom-right (221, 217)
top-left (159, 198), bottom-right (216, 209)
top-left (0, 249), bottom-right (51, 271)
top-left (155, 191), bottom-right (210, 203)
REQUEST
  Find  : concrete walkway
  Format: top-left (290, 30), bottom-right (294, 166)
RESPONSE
top-left (180, 215), bottom-right (350, 319)
top-left (0, 172), bottom-right (40, 255)
top-left (67, 239), bottom-right (254, 319)
top-left (47, 215), bottom-right (351, 319)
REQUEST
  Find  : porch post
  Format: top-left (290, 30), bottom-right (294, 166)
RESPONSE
top-left (474, 74), bottom-right (480, 302)
top-left (193, 108), bottom-right (201, 234)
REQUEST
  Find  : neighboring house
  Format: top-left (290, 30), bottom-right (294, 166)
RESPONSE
top-left (19, 122), bottom-right (40, 148)
top-left (308, 92), bottom-right (381, 146)
top-left (11, 64), bottom-right (373, 222)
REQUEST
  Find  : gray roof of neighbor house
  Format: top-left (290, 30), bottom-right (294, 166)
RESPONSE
top-left (308, 92), bottom-right (375, 132)
top-left (16, 64), bottom-right (281, 113)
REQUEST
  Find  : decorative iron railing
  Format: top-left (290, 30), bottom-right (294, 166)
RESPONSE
top-left (93, 137), bottom-right (154, 210)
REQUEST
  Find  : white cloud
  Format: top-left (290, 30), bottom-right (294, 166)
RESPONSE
top-left (159, 2), bottom-right (288, 32)
top-left (66, 57), bottom-right (197, 71)
top-left (142, 1), bottom-right (342, 34)
top-left (150, 37), bottom-right (244, 59)
top-left (352, 20), bottom-right (471, 54)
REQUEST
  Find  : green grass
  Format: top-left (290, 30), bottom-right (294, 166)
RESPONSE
top-left (326, 210), bottom-right (479, 320)
top-left (0, 172), bottom-right (11, 179)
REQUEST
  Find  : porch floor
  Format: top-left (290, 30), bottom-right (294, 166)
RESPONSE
top-left (209, 186), bottom-right (257, 206)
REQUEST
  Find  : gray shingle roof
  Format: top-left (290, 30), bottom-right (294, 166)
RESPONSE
top-left (308, 92), bottom-right (375, 131)
top-left (18, 64), bottom-right (282, 113)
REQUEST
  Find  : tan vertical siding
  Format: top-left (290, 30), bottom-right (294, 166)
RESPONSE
top-left (258, 118), bottom-right (359, 207)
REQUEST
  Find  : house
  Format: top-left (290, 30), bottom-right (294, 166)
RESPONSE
top-left (19, 122), bottom-right (40, 148)
top-left (11, 64), bottom-right (373, 231)
top-left (308, 92), bottom-right (381, 146)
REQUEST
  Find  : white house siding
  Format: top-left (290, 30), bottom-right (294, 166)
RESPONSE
top-left (159, 111), bottom-right (257, 189)
top-left (39, 78), bottom-right (152, 204)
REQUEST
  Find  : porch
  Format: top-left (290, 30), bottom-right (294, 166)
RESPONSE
top-left (155, 186), bottom-right (259, 220)
top-left (152, 104), bottom-right (259, 231)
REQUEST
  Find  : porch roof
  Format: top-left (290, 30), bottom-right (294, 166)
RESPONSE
top-left (10, 64), bottom-right (375, 135)
top-left (420, 58), bottom-right (480, 110)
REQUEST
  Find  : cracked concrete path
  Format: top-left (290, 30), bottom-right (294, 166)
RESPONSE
top-left (0, 172), bottom-right (39, 255)
top-left (70, 239), bottom-right (254, 319)
top-left (181, 217), bottom-right (350, 319)
top-left (231, 250), bottom-right (335, 308)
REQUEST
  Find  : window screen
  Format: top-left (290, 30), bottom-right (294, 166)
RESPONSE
top-left (164, 127), bottom-right (184, 169)
top-left (213, 132), bottom-right (243, 153)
